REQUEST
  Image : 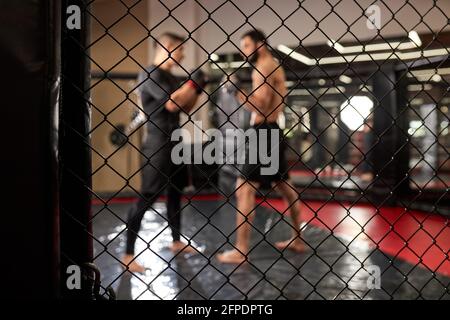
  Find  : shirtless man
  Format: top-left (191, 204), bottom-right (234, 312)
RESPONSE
top-left (217, 29), bottom-right (305, 264)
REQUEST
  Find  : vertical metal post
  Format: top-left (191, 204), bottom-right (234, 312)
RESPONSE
top-left (60, 0), bottom-right (93, 299)
top-left (371, 66), bottom-right (410, 204)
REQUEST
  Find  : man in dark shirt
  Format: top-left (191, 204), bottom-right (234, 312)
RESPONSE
top-left (122, 32), bottom-right (207, 273)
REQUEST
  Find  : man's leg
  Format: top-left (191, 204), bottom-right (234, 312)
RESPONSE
top-left (122, 192), bottom-right (159, 273)
top-left (166, 183), bottom-right (197, 254)
top-left (271, 179), bottom-right (305, 252)
top-left (217, 178), bottom-right (258, 264)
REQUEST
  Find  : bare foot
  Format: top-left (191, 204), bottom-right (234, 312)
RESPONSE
top-left (360, 173), bottom-right (373, 182)
top-left (217, 249), bottom-right (247, 264)
top-left (121, 254), bottom-right (146, 273)
top-left (275, 239), bottom-right (306, 253)
top-left (170, 241), bottom-right (198, 255)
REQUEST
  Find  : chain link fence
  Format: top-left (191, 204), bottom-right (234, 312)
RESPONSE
top-left (60, 0), bottom-right (450, 300)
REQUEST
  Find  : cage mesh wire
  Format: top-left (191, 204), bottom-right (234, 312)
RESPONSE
top-left (61, 0), bottom-right (450, 300)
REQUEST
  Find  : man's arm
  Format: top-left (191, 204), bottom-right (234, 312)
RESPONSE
top-left (236, 67), bottom-right (273, 115)
top-left (166, 69), bottom-right (207, 113)
top-left (165, 83), bottom-right (199, 113)
top-left (138, 69), bottom-right (202, 114)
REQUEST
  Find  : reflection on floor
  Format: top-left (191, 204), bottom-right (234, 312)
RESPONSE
top-left (289, 170), bottom-right (450, 190)
top-left (408, 173), bottom-right (450, 190)
top-left (92, 197), bottom-right (450, 300)
top-left (290, 170), bottom-right (371, 190)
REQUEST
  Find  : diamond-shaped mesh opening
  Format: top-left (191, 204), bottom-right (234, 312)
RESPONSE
top-left (60, 0), bottom-right (450, 300)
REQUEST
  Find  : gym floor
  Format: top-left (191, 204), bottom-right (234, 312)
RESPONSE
top-left (92, 180), bottom-right (450, 300)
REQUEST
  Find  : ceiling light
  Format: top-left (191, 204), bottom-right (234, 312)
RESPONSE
top-left (277, 44), bottom-right (314, 65)
top-left (408, 84), bottom-right (432, 91)
top-left (210, 53), bottom-right (219, 61)
top-left (408, 31), bottom-right (422, 47)
top-left (340, 96), bottom-right (373, 131)
top-left (327, 32), bottom-right (422, 54)
top-left (431, 74), bottom-right (442, 82)
top-left (280, 44), bottom-right (449, 66)
top-left (339, 75), bottom-right (352, 84)
top-left (327, 40), bottom-right (345, 52)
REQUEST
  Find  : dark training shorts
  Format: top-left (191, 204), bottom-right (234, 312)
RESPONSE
top-left (239, 122), bottom-right (289, 186)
